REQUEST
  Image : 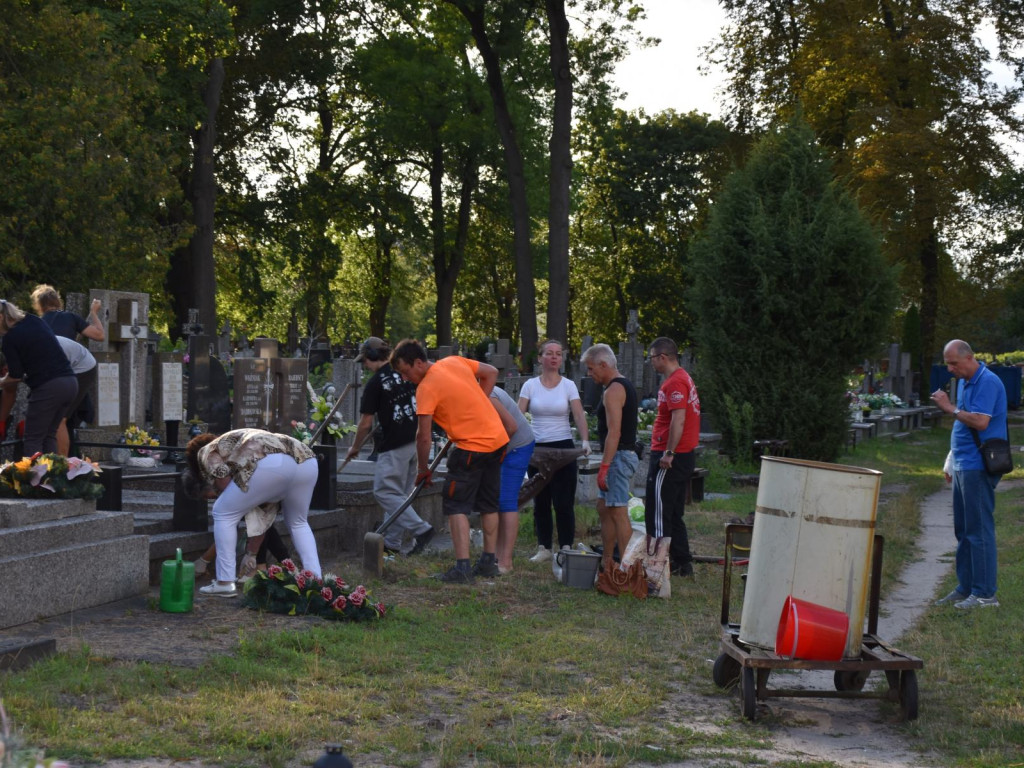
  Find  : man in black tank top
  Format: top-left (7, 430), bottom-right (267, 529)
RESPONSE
top-left (582, 343), bottom-right (640, 573)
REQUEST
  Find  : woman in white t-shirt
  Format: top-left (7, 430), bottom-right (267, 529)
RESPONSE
top-left (518, 340), bottom-right (591, 561)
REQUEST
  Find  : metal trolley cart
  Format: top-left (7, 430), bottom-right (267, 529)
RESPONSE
top-left (713, 524), bottom-right (923, 721)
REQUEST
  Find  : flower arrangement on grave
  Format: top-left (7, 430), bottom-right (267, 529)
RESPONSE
top-left (0, 454), bottom-right (103, 500)
top-left (123, 424), bottom-right (159, 456)
top-left (863, 392), bottom-right (904, 411)
top-left (242, 559), bottom-right (386, 622)
top-left (289, 384), bottom-right (356, 444)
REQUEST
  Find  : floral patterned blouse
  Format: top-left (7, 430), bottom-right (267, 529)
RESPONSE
top-left (198, 429), bottom-right (315, 493)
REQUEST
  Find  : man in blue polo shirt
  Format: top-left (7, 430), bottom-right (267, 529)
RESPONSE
top-left (931, 339), bottom-right (1007, 609)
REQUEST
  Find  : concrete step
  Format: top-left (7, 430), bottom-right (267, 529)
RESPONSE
top-left (121, 489), bottom-right (175, 513)
top-left (0, 510), bottom-right (135, 554)
top-left (0, 535), bottom-right (149, 630)
top-left (0, 498), bottom-right (96, 527)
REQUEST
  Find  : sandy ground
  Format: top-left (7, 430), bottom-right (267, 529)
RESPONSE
top-left (5, 483), bottom-right (981, 767)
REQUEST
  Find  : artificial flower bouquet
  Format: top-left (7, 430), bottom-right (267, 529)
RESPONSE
top-left (123, 424), bottom-right (159, 455)
top-left (863, 392), bottom-right (904, 410)
top-left (0, 454), bottom-right (103, 500)
top-left (242, 559), bottom-right (385, 622)
top-left (290, 383), bottom-right (355, 444)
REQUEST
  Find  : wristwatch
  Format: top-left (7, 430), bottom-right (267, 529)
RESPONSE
top-left (953, 408), bottom-right (961, 417)
top-left (664, 450), bottom-right (675, 457)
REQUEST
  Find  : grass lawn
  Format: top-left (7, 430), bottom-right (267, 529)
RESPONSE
top-left (2, 416), bottom-right (1022, 767)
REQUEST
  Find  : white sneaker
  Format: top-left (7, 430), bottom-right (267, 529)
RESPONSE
top-left (530, 546), bottom-right (552, 563)
top-left (199, 581), bottom-right (237, 598)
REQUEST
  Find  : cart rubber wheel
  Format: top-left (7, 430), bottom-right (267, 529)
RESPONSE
top-left (741, 666), bottom-right (757, 720)
top-left (899, 671), bottom-right (919, 721)
top-left (713, 653), bottom-right (742, 689)
top-left (834, 669), bottom-right (869, 692)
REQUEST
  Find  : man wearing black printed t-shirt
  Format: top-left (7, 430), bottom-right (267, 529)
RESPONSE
top-left (345, 337), bottom-right (434, 556)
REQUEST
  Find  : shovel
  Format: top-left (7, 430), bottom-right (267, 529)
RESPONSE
top-left (362, 439), bottom-right (451, 576)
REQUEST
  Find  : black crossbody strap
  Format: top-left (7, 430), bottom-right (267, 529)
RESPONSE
top-left (969, 416), bottom-right (1011, 452)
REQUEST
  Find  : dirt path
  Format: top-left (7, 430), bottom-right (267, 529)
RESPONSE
top-left (740, 486), bottom-right (956, 768)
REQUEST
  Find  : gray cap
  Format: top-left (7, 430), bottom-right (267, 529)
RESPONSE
top-left (354, 337), bottom-right (389, 362)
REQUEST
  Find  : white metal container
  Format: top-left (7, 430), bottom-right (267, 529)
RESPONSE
top-left (738, 457), bottom-right (882, 659)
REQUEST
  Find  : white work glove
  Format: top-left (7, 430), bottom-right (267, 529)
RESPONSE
top-left (581, 440), bottom-right (592, 456)
top-left (193, 557), bottom-right (209, 576)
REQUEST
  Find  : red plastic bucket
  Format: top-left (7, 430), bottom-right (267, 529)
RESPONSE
top-left (775, 595), bottom-right (849, 661)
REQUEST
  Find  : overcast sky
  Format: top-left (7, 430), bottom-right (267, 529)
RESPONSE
top-left (609, 0), bottom-right (1020, 148)
top-left (610, 0), bottom-right (728, 118)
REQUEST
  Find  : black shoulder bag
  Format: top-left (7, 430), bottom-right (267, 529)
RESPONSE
top-left (970, 419), bottom-right (1013, 476)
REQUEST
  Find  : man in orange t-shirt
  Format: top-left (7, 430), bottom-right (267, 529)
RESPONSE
top-left (391, 339), bottom-right (509, 584)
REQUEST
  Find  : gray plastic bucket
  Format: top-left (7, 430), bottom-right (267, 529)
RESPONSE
top-left (556, 550), bottom-right (601, 588)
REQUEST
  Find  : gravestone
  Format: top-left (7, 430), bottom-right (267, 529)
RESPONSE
top-left (186, 333), bottom-right (231, 433)
top-left (617, 309), bottom-right (646, 395)
top-left (152, 352), bottom-right (184, 445)
top-left (254, 337), bottom-right (279, 359)
top-left (503, 370), bottom-right (525, 402)
top-left (488, 339), bottom-right (516, 375)
top-left (275, 358), bottom-right (308, 433)
top-left (217, 321), bottom-right (233, 363)
top-left (231, 340), bottom-right (307, 433)
top-left (232, 357), bottom-right (272, 429)
top-left (332, 358), bottom-right (363, 434)
top-left (94, 352), bottom-right (122, 427)
top-left (85, 290), bottom-right (150, 427)
top-left (883, 343), bottom-right (915, 404)
top-left (304, 336), bottom-right (332, 372)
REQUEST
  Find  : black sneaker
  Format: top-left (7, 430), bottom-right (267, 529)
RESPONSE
top-left (472, 558), bottom-right (500, 578)
top-left (439, 566), bottom-right (475, 584)
top-left (409, 527), bottom-right (435, 556)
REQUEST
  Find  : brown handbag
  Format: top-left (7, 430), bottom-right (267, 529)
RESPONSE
top-left (595, 560), bottom-right (648, 599)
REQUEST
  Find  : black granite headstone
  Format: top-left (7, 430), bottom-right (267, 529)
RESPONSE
top-left (232, 358), bottom-right (272, 430)
top-left (187, 334), bottom-right (231, 433)
top-left (274, 358), bottom-right (308, 433)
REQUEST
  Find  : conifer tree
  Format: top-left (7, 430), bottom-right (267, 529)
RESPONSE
top-left (690, 118), bottom-right (898, 461)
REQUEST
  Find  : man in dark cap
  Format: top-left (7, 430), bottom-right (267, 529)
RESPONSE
top-left (345, 337), bottom-right (434, 556)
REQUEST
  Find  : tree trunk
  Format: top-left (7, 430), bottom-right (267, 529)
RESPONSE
top-left (918, 226), bottom-right (940, 399)
top-left (369, 234), bottom-right (392, 337)
top-left (431, 137), bottom-right (477, 347)
top-left (453, 1), bottom-right (538, 359)
top-left (545, 0), bottom-right (572, 347)
top-left (167, 57), bottom-right (224, 340)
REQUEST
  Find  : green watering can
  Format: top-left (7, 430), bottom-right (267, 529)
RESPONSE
top-left (159, 548), bottom-right (195, 613)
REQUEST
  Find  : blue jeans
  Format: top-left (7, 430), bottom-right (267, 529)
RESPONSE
top-left (598, 450), bottom-right (639, 507)
top-left (951, 469), bottom-right (999, 598)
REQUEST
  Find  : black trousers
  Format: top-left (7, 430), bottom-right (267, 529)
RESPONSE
top-left (644, 449), bottom-right (694, 568)
top-left (530, 438), bottom-right (578, 549)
